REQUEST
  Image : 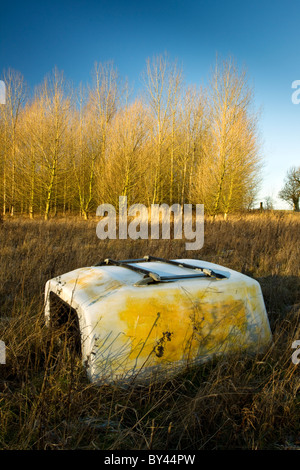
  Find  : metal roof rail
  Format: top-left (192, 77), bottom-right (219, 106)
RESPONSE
top-left (95, 256), bottom-right (226, 285)
top-left (142, 256), bottom-right (227, 279)
top-left (96, 258), bottom-right (161, 282)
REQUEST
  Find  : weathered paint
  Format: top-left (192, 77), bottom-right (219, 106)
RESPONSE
top-left (44, 259), bottom-right (272, 384)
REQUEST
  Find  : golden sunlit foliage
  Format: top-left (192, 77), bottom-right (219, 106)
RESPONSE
top-left (0, 56), bottom-right (262, 219)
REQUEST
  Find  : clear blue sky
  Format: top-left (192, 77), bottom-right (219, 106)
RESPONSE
top-left (1, 0), bottom-right (299, 209)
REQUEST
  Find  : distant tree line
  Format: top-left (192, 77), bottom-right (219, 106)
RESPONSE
top-left (0, 55), bottom-right (263, 220)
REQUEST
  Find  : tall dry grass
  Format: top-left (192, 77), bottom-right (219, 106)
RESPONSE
top-left (0, 212), bottom-right (299, 449)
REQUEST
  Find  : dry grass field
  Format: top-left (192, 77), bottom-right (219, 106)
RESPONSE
top-left (0, 211), bottom-right (299, 450)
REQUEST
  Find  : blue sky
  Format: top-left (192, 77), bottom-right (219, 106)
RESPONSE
top-left (1, 0), bottom-right (299, 208)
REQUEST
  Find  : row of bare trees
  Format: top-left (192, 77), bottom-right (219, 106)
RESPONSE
top-left (279, 166), bottom-right (300, 211)
top-left (0, 55), bottom-right (262, 219)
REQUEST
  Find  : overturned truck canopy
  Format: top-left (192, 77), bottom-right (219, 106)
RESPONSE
top-left (45, 256), bottom-right (272, 384)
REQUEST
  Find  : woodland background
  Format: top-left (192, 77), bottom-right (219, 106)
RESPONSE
top-left (0, 55), bottom-right (262, 220)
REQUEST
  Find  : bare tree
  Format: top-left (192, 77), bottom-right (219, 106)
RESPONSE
top-left (76, 62), bottom-right (118, 218)
top-left (142, 54), bottom-right (182, 204)
top-left (103, 100), bottom-right (149, 206)
top-left (205, 58), bottom-right (261, 217)
top-left (17, 101), bottom-right (39, 218)
top-left (279, 166), bottom-right (300, 211)
top-left (27, 69), bottom-right (72, 220)
top-left (179, 85), bottom-right (208, 205)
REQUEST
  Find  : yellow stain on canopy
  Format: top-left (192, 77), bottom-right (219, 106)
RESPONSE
top-left (118, 285), bottom-right (250, 368)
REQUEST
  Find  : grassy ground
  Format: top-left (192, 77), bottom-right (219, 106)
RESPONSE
top-left (0, 212), bottom-right (299, 450)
